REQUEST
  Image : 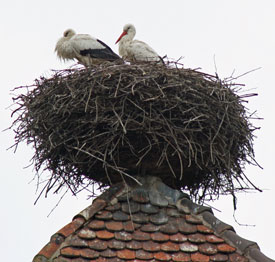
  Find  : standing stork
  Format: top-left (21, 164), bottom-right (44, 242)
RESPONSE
top-left (115, 24), bottom-right (163, 63)
top-left (55, 29), bottom-right (121, 66)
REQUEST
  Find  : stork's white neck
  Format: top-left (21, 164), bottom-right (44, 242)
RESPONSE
top-left (123, 27), bottom-right (136, 42)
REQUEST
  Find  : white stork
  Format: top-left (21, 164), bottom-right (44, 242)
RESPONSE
top-left (115, 24), bottom-right (163, 63)
top-left (55, 29), bottom-right (121, 66)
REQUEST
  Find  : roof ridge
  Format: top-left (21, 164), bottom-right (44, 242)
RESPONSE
top-left (33, 182), bottom-right (125, 262)
top-left (176, 192), bottom-right (274, 261)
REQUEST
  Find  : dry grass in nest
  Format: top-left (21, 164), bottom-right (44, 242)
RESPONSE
top-left (11, 61), bottom-right (261, 202)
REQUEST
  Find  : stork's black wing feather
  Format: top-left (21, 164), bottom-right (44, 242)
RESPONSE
top-left (80, 39), bottom-right (120, 61)
top-left (96, 39), bottom-right (115, 52)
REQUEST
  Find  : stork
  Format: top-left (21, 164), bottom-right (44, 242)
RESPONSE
top-left (55, 29), bottom-right (121, 66)
top-left (115, 24), bottom-right (163, 63)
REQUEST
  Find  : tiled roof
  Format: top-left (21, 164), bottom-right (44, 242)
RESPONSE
top-left (33, 176), bottom-right (274, 262)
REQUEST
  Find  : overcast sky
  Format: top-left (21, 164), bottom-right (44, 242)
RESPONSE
top-left (1, 1), bottom-right (275, 261)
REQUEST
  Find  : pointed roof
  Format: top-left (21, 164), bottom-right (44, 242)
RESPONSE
top-left (33, 176), bottom-right (274, 262)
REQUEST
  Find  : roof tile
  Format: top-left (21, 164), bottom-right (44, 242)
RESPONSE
top-left (96, 230), bottom-right (115, 240)
top-left (78, 228), bottom-right (96, 239)
top-left (123, 221), bottom-right (140, 232)
top-left (200, 211), bottom-right (234, 234)
top-left (132, 213), bottom-right (149, 224)
top-left (191, 252), bottom-right (210, 262)
top-left (60, 247), bottom-right (80, 257)
top-left (178, 198), bottom-right (212, 215)
top-left (114, 231), bottom-right (132, 241)
top-left (34, 255), bottom-right (48, 262)
top-left (57, 217), bottom-right (85, 238)
top-left (197, 224), bottom-right (214, 234)
top-left (170, 232), bottom-right (188, 242)
top-left (126, 240), bottom-right (143, 250)
top-left (188, 233), bottom-right (206, 243)
top-left (161, 241), bottom-right (180, 252)
top-left (246, 247), bottom-right (274, 262)
top-left (132, 188), bottom-right (149, 203)
top-left (108, 239), bottom-right (125, 250)
top-left (95, 210), bottom-right (113, 221)
top-left (75, 199), bottom-right (106, 221)
top-left (150, 210), bottom-right (169, 225)
top-left (35, 234), bottom-right (64, 259)
top-left (166, 207), bottom-right (182, 217)
top-left (117, 249), bottom-right (135, 259)
top-left (217, 243), bottom-right (236, 253)
top-left (142, 240), bottom-right (161, 252)
top-left (159, 219), bottom-right (179, 234)
top-left (112, 211), bottom-right (130, 221)
top-left (140, 223), bottom-right (160, 233)
top-left (33, 255), bottom-right (48, 262)
top-left (132, 230), bottom-right (151, 241)
top-left (105, 258), bottom-right (123, 262)
top-left (177, 219), bottom-right (197, 234)
top-left (198, 243), bottom-right (218, 255)
top-left (185, 214), bottom-right (203, 225)
top-left (229, 253), bottom-right (249, 262)
top-left (51, 234), bottom-right (65, 245)
top-left (210, 253), bottom-right (229, 261)
top-left (135, 249), bottom-right (154, 260)
top-left (205, 234), bottom-right (224, 243)
top-left (68, 235), bottom-right (89, 247)
top-left (176, 199), bottom-right (191, 214)
top-left (151, 232), bottom-right (170, 242)
top-left (179, 242), bottom-right (199, 253)
top-left (121, 202), bottom-right (140, 214)
top-left (172, 252), bottom-right (191, 262)
top-left (105, 203), bottom-right (121, 212)
top-left (117, 193), bottom-right (131, 202)
top-left (94, 258), bottom-right (108, 262)
top-left (105, 221), bottom-right (123, 232)
top-left (56, 257), bottom-right (87, 262)
top-left (51, 256), bottom-right (73, 262)
top-left (100, 248), bottom-right (117, 258)
top-left (221, 229), bottom-right (258, 253)
top-left (149, 190), bottom-right (169, 207)
top-left (88, 239), bottom-right (108, 250)
top-left (97, 183), bottom-right (124, 203)
top-left (154, 251), bottom-right (172, 261)
top-left (79, 248), bottom-right (99, 259)
top-left (88, 220), bottom-right (105, 230)
top-left (140, 203), bottom-right (159, 214)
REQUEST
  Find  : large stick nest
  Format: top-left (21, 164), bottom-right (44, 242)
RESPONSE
top-left (11, 61), bottom-right (260, 201)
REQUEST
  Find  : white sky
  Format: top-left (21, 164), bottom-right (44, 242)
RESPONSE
top-left (1, 1), bottom-right (275, 261)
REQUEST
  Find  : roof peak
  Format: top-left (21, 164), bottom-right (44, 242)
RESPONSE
top-left (96, 175), bottom-right (189, 206)
top-left (33, 176), bottom-right (274, 262)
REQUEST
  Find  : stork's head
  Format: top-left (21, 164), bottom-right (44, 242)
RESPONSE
top-left (115, 23), bottom-right (136, 44)
top-left (63, 29), bottom-right (76, 38)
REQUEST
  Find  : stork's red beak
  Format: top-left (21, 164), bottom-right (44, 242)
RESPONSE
top-left (115, 31), bottom-right (127, 44)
